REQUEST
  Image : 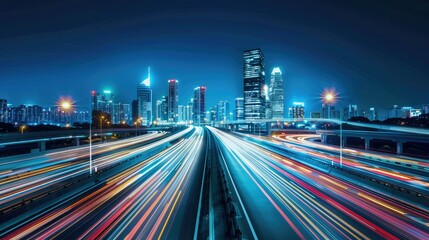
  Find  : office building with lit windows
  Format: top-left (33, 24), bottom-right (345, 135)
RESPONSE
top-left (137, 67), bottom-right (153, 126)
top-left (193, 86), bottom-right (206, 125)
top-left (243, 48), bottom-right (265, 120)
top-left (269, 67), bottom-right (284, 119)
top-left (168, 79), bottom-right (179, 122)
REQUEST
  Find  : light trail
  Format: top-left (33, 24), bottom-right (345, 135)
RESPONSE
top-left (2, 127), bottom-right (205, 239)
top-left (209, 127), bottom-right (429, 239)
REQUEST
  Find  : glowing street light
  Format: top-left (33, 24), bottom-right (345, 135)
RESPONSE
top-left (100, 116), bottom-right (105, 143)
top-left (20, 125), bottom-right (26, 134)
top-left (61, 101), bottom-right (72, 110)
top-left (325, 93), bottom-right (334, 102)
top-left (321, 88), bottom-right (342, 168)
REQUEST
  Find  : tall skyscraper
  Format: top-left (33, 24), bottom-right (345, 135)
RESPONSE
top-left (178, 105), bottom-right (185, 122)
top-left (137, 67), bottom-right (153, 126)
top-left (157, 96), bottom-right (168, 121)
top-left (216, 100), bottom-right (230, 122)
top-left (243, 48), bottom-right (265, 120)
top-left (270, 67), bottom-right (284, 119)
top-left (131, 99), bottom-right (138, 123)
top-left (344, 104), bottom-right (358, 120)
top-left (289, 102), bottom-right (305, 119)
top-left (193, 86), bottom-right (206, 125)
top-left (99, 90), bottom-right (114, 113)
top-left (235, 97), bottom-right (244, 120)
top-left (185, 100), bottom-right (193, 122)
top-left (0, 99), bottom-right (7, 123)
top-left (112, 102), bottom-right (130, 124)
top-left (168, 79), bottom-right (179, 122)
top-left (27, 105), bottom-right (43, 124)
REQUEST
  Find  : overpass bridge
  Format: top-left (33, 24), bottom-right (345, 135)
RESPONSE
top-left (0, 127), bottom-right (175, 155)
top-left (216, 118), bottom-right (429, 155)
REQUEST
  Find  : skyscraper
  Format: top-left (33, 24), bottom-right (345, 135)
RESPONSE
top-left (243, 49), bottom-right (265, 120)
top-left (193, 86), bottom-right (206, 125)
top-left (216, 100), bottom-right (230, 122)
top-left (270, 67), bottom-right (284, 119)
top-left (168, 79), bottom-right (179, 122)
top-left (178, 105), bottom-right (185, 122)
top-left (185, 100), bottom-right (193, 122)
top-left (98, 90), bottom-right (114, 115)
top-left (289, 102), bottom-right (305, 119)
top-left (131, 99), bottom-right (138, 123)
top-left (137, 67), bottom-right (153, 126)
top-left (235, 97), bottom-right (244, 120)
top-left (0, 99), bottom-right (7, 123)
top-left (112, 102), bottom-right (130, 124)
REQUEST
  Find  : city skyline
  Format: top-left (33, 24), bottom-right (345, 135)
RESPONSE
top-left (1, 2), bottom-right (429, 239)
top-left (1, 1), bottom-right (428, 113)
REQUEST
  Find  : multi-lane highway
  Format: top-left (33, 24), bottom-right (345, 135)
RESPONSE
top-left (208, 127), bottom-right (429, 239)
top-left (0, 131), bottom-right (170, 214)
top-left (1, 126), bottom-right (429, 239)
top-left (1, 127), bottom-right (206, 239)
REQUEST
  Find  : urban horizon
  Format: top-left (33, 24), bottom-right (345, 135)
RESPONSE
top-left (1, 48), bottom-right (427, 127)
top-left (1, 1), bottom-right (429, 239)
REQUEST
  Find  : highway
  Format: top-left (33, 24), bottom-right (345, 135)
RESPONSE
top-left (1, 127), bottom-right (205, 239)
top-left (0, 128), bottom-right (192, 227)
top-left (208, 127), bottom-right (429, 239)
top-left (276, 133), bottom-right (429, 171)
top-left (265, 133), bottom-right (429, 195)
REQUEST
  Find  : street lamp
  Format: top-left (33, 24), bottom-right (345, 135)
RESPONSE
top-left (100, 115), bottom-right (105, 143)
top-left (20, 125), bottom-right (26, 134)
top-left (322, 89), bottom-right (342, 168)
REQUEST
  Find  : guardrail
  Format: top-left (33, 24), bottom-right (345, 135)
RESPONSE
top-left (0, 127), bottom-right (194, 232)
top-left (237, 133), bottom-right (429, 209)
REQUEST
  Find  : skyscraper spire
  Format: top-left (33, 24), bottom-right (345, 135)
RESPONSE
top-left (141, 66), bottom-right (151, 86)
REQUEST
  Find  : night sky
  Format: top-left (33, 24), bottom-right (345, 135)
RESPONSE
top-left (1, 0), bottom-right (428, 113)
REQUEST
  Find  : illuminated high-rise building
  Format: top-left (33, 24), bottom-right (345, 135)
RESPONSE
top-left (168, 79), bottom-right (179, 122)
top-left (216, 100), bottom-right (230, 122)
top-left (289, 102), bottom-right (305, 119)
top-left (178, 105), bottom-right (185, 122)
top-left (235, 97), bottom-right (244, 120)
top-left (112, 102), bottom-right (130, 124)
top-left (269, 67), bottom-right (284, 119)
top-left (131, 99), bottom-right (138, 123)
top-left (156, 96), bottom-right (168, 122)
top-left (137, 67), bottom-right (153, 126)
top-left (27, 105), bottom-right (43, 124)
top-left (185, 100), bottom-right (193, 122)
top-left (0, 99), bottom-right (7, 123)
top-left (193, 86), bottom-right (206, 125)
top-left (243, 49), bottom-right (265, 120)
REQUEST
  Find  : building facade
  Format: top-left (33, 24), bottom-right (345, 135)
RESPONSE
top-left (289, 102), bottom-right (305, 119)
top-left (269, 67), bottom-right (284, 119)
top-left (168, 79), bottom-right (179, 122)
top-left (137, 67), bottom-right (153, 126)
top-left (193, 86), bottom-right (206, 125)
top-left (0, 99), bottom-right (7, 123)
top-left (243, 49), bottom-right (265, 120)
top-left (235, 97), bottom-right (244, 120)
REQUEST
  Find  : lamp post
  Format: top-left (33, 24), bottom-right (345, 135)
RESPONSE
top-left (100, 115), bottom-right (105, 143)
top-left (323, 90), bottom-right (342, 168)
top-left (20, 125), bottom-right (26, 134)
top-left (89, 91), bottom-right (97, 174)
top-left (60, 97), bottom-right (93, 174)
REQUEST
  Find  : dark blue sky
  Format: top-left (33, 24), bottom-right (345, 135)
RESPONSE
top-left (0, 0), bottom-right (428, 113)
